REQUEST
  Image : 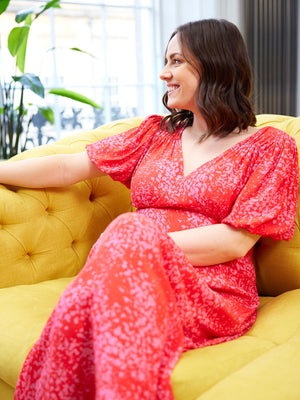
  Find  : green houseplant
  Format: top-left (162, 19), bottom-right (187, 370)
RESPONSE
top-left (0, 0), bottom-right (101, 159)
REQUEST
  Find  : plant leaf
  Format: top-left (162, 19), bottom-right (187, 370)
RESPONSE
top-left (49, 88), bottom-right (102, 109)
top-left (47, 46), bottom-right (96, 59)
top-left (15, 6), bottom-right (36, 23)
top-left (12, 73), bottom-right (45, 98)
top-left (24, 14), bottom-right (32, 26)
top-left (70, 47), bottom-right (96, 58)
top-left (0, 0), bottom-right (10, 15)
top-left (8, 26), bottom-right (30, 72)
top-left (15, 0), bottom-right (60, 23)
top-left (35, 0), bottom-right (61, 19)
top-left (8, 26), bottom-right (29, 56)
top-left (16, 31), bottom-right (29, 73)
top-left (38, 106), bottom-right (54, 124)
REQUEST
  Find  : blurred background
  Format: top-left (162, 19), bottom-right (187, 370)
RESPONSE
top-left (0, 0), bottom-right (299, 148)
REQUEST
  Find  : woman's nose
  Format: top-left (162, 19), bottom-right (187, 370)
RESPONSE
top-left (159, 65), bottom-right (172, 81)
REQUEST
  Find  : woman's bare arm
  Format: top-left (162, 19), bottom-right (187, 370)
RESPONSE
top-left (168, 223), bottom-right (260, 266)
top-left (0, 151), bottom-right (105, 188)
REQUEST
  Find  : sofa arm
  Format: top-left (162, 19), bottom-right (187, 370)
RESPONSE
top-left (254, 114), bottom-right (300, 296)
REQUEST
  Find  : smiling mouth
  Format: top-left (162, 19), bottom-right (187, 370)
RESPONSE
top-left (168, 85), bottom-right (179, 95)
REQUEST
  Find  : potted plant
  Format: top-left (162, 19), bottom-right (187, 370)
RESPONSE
top-left (0, 0), bottom-right (101, 159)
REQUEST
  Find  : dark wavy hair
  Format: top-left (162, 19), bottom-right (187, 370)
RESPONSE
top-left (160, 19), bottom-right (256, 136)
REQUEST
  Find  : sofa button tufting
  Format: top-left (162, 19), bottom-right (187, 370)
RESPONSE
top-left (89, 193), bottom-right (95, 202)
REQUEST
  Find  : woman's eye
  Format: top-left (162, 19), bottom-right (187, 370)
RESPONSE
top-left (164, 57), bottom-right (183, 66)
top-left (173, 59), bottom-right (181, 64)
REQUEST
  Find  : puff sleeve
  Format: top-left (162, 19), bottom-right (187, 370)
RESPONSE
top-left (86, 115), bottom-right (163, 188)
top-left (222, 130), bottom-right (298, 241)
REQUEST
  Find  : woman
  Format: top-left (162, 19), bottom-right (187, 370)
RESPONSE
top-left (7, 19), bottom-right (298, 399)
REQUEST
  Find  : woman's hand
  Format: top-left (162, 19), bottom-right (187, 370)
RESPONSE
top-left (0, 151), bottom-right (105, 188)
top-left (168, 223), bottom-right (260, 266)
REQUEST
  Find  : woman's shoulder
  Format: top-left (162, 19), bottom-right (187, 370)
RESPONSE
top-left (139, 114), bottom-right (164, 130)
top-left (256, 125), bottom-right (295, 142)
top-left (246, 126), bottom-right (298, 170)
top-left (251, 125), bottom-right (297, 152)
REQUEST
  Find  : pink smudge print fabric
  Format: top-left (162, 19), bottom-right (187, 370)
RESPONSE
top-left (15, 115), bottom-right (298, 399)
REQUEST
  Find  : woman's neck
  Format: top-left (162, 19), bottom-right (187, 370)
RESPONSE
top-left (188, 113), bottom-right (209, 143)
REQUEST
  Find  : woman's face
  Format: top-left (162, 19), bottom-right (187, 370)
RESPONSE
top-left (160, 34), bottom-right (200, 113)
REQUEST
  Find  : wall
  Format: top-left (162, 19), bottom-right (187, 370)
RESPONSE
top-left (157, 0), bottom-right (243, 58)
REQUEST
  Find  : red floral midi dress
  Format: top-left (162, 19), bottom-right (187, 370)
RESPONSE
top-left (15, 115), bottom-right (298, 400)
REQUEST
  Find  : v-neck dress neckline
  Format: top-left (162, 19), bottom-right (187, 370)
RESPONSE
top-left (179, 127), bottom-right (264, 178)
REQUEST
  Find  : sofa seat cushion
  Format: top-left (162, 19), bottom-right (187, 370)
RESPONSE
top-left (0, 281), bottom-right (299, 399)
top-left (172, 289), bottom-right (300, 400)
top-left (0, 277), bottom-right (73, 389)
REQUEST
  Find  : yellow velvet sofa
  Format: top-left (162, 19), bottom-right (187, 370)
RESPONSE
top-left (0, 114), bottom-right (299, 400)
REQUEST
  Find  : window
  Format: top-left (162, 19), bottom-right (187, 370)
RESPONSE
top-left (0, 0), bottom-right (158, 146)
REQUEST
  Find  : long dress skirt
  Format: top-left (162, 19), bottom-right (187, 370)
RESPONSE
top-left (15, 212), bottom-right (205, 399)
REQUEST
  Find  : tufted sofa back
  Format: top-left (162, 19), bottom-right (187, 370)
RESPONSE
top-left (1, 114), bottom-right (300, 296)
top-left (0, 118), bottom-right (143, 288)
